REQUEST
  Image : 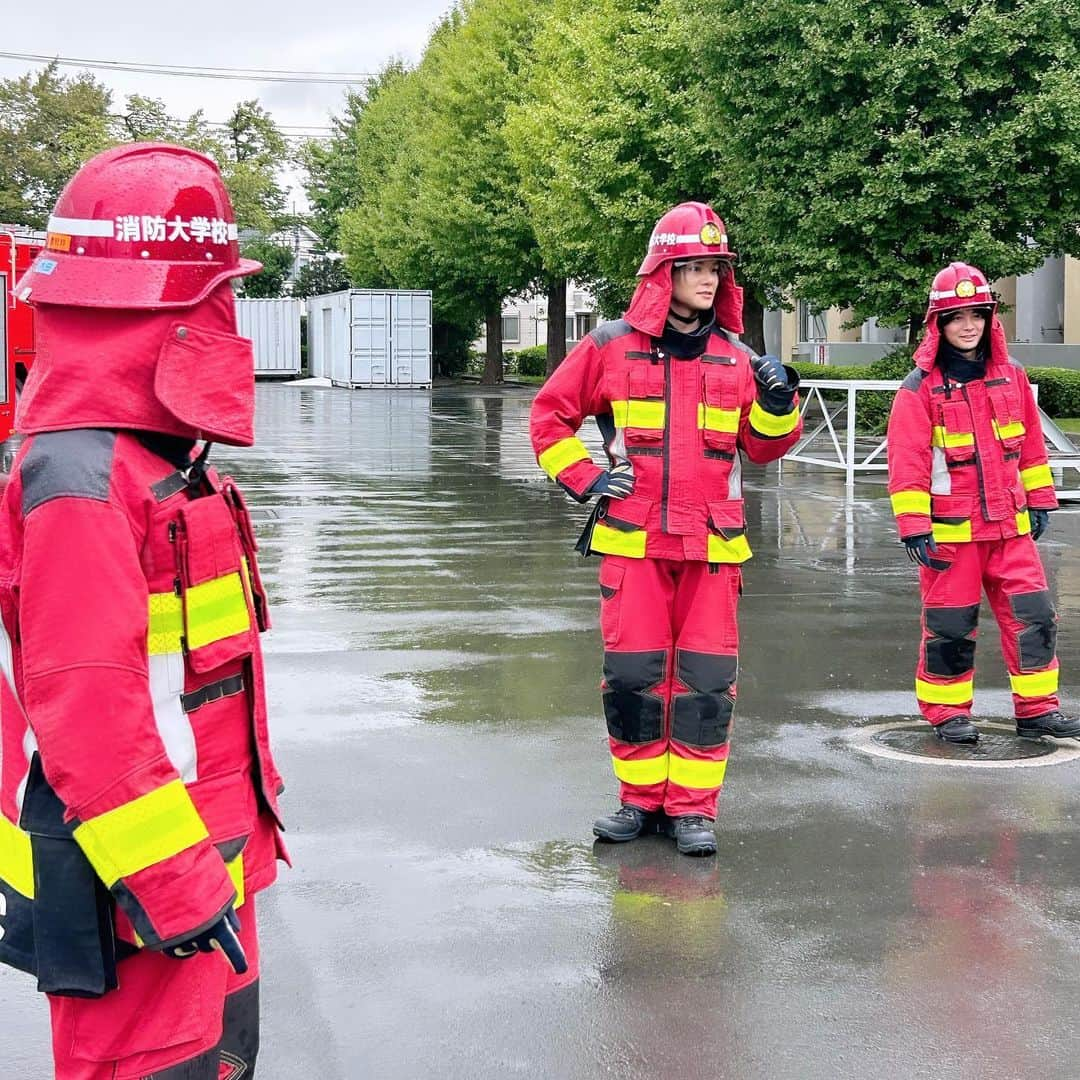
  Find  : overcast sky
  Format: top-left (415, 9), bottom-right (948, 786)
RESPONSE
top-left (3, 1), bottom-right (456, 209)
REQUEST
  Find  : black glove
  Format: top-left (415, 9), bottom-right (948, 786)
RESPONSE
top-left (589, 461), bottom-right (635, 499)
top-left (1030, 508), bottom-right (1050, 541)
top-left (903, 534), bottom-right (937, 569)
top-left (750, 353), bottom-right (789, 392)
top-left (161, 907), bottom-right (248, 974)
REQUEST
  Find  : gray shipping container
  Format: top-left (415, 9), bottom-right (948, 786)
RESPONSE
top-left (306, 289), bottom-right (432, 388)
top-left (235, 298), bottom-right (303, 378)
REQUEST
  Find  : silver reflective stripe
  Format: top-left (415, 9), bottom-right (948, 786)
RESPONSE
top-left (47, 216), bottom-right (115, 238)
top-left (728, 453), bottom-right (743, 500)
top-left (149, 652), bottom-right (197, 782)
top-left (930, 446), bottom-right (951, 495)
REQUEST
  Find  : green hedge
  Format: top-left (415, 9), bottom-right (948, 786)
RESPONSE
top-left (1023, 367), bottom-right (1080, 419)
top-left (514, 345), bottom-right (547, 376)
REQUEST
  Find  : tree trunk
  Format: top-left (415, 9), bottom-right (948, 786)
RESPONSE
top-left (741, 292), bottom-right (767, 355)
top-left (480, 303), bottom-right (504, 386)
top-left (907, 313), bottom-right (924, 345)
top-left (545, 277), bottom-right (568, 378)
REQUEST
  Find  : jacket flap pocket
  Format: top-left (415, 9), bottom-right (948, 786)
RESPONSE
top-left (703, 369), bottom-right (738, 408)
top-left (598, 560), bottom-right (625, 595)
top-left (178, 495), bottom-right (244, 586)
top-left (708, 499), bottom-right (746, 537)
top-left (603, 495), bottom-right (652, 531)
top-left (930, 494), bottom-right (972, 522)
top-left (628, 365), bottom-right (665, 399)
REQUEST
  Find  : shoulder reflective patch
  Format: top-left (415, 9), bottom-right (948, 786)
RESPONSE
top-left (21, 430), bottom-right (117, 514)
top-left (590, 319), bottom-right (633, 347)
top-left (901, 369), bottom-right (928, 392)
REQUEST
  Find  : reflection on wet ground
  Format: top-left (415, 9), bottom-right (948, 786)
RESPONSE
top-left (4, 383), bottom-right (1080, 1079)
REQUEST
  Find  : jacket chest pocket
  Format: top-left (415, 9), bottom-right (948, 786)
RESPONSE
top-left (934, 399), bottom-right (976, 463)
top-left (700, 369), bottom-right (740, 453)
top-left (987, 383), bottom-right (1026, 452)
top-left (614, 365), bottom-right (666, 445)
top-left (173, 494), bottom-right (256, 673)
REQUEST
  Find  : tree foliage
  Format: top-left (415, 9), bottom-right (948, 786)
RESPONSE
top-left (702, 0), bottom-right (1080, 329)
top-left (235, 239), bottom-right (295, 299)
top-left (290, 257), bottom-right (351, 299)
top-left (0, 64), bottom-right (113, 226)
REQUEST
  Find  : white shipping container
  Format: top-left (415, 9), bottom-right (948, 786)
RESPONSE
top-left (235, 298), bottom-right (303, 377)
top-left (306, 289), bottom-right (432, 389)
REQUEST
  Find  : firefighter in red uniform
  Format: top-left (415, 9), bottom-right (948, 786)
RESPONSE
top-left (529, 202), bottom-right (802, 856)
top-left (0, 143), bottom-right (287, 1079)
top-left (887, 261), bottom-right (1075, 744)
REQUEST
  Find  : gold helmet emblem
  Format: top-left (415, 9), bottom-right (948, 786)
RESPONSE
top-left (699, 222), bottom-right (724, 246)
top-left (955, 280), bottom-right (976, 299)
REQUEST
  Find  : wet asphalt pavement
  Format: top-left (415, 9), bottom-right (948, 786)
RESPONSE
top-left (5, 382), bottom-right (1080, 1079)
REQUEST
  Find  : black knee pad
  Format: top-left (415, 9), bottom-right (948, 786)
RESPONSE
top-left (602, 650), bottom-right (666, 743)
top-left (670, 651), bottom-right (738, 748)
top-left (1010, 590), bottom-right (1058, 669)
top-left (924, 604), bottom-right (979, 678)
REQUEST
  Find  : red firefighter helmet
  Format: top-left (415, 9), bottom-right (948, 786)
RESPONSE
top-left (927, 262), bottom-right (996, 317)
top-left (15, 142), bottom-right (261, 310)
top-left (637, 202), bottom-right (736, 276)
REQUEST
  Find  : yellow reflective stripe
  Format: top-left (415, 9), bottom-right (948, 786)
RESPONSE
top-left (916, 678), bottom-right (974, 706)
top-left (707, 533), bottom-right (752, 564)
top-left (697, 403), bottom-right (740, 434)
top-left (185, 573), bottom-right (251, 650)
top-left (73, 780), bottom-right (209, 887)
top-left (590, 522), bottom-right (647, 558)
top-left (891, 491), bottom-right (931, 517)
top-left (748, 400), bottom-right (798, 437)
top-left (668, 754), bottom-right (728, 790)
top-left (227, 851), bottom-right (246, 910)
top-left (148, 591), bottom-right (184, 656)
top-left (0, 814), bottom-right (34, 899)
top-left (612, 399), bottom-right (665, 430)
top-left (1015, 511), bottom-right (1032, 536)
top-left (538, 436), bottom-right (591, 480)
top-left (612, 752), bottom-right (668, 786)
top-left (1010, 668), bottom-right (1059, 698)
top-left (1021, 464), bottom-right (1054, 491)
top-left (932, 426), bottom-right (974, 449)
top-left (993, 419), bottom-right (1025, 440)
top-left (932, 520), bottom-right (972, 543)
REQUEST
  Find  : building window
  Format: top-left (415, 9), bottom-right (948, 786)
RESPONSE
top-left (575, 312), bottom-right (597, 340)
top-left (566, 315), bottom-right (576, 341)
top-left (797, 300), bottom-right (827, 343)
top-left (502, 313), bottom-right (520, 343)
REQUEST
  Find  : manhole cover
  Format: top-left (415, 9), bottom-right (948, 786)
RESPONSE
top-left (849, 721), bottom-right (1080, 769)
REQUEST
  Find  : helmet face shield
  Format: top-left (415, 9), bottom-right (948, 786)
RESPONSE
top-left (16, 142), bottom-right (261, 310)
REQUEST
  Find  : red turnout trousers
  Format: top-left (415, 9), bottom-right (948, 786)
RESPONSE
top-left (598, 555), bottom-right (739, 818)
top-left (47, 869), bottom-right (269, 1079)
top-left (916, 535), bottom-right (1059, 725)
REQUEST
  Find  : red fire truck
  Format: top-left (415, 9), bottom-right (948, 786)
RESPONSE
top-left (0, 229), bottom-right (43, 445)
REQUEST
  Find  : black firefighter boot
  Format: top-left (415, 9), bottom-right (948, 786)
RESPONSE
top-left (667, 815), bottom-right (718, 857)
top-left (1017, 711), bottom-right (1080, 740)
top-left (593, 804), bottom-right (662, 843)
top-left (934, 717), bottom-right (980, 744)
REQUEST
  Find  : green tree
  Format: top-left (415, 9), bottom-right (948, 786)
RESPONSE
top-left (235, 239), bottom-right (294, 298)
top-left (290, 257), bottom-right (351, 299)
top-left (703, 0), bottom-right (1080, 335)
top-left (0, 63), bottom-right (112, 226)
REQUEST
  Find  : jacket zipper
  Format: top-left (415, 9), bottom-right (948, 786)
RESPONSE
top-left (660, 346), bottom-right (671, 532)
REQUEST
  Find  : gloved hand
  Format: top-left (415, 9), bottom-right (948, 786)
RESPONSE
top-left (1030, 508), bottom-right (1050, 541)
top-left (161, 907), bottom-right (248, 974)
top-left (903, 534), bottom-right (937, 568)
top-left (589, 461), bottom-right (635, 500)
top-left (750, 353), bottom-right (789, 392)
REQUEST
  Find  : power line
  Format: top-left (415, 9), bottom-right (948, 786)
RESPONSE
top-left (0, 50), bottom-right (377, 85)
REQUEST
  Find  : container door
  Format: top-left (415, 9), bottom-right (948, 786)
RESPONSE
top-left (331, 296), bottom-right (350, 384)
top-left (350, 292), bottom-right (390, 385)
top-left (390, 293), bottom-right (432, 387)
